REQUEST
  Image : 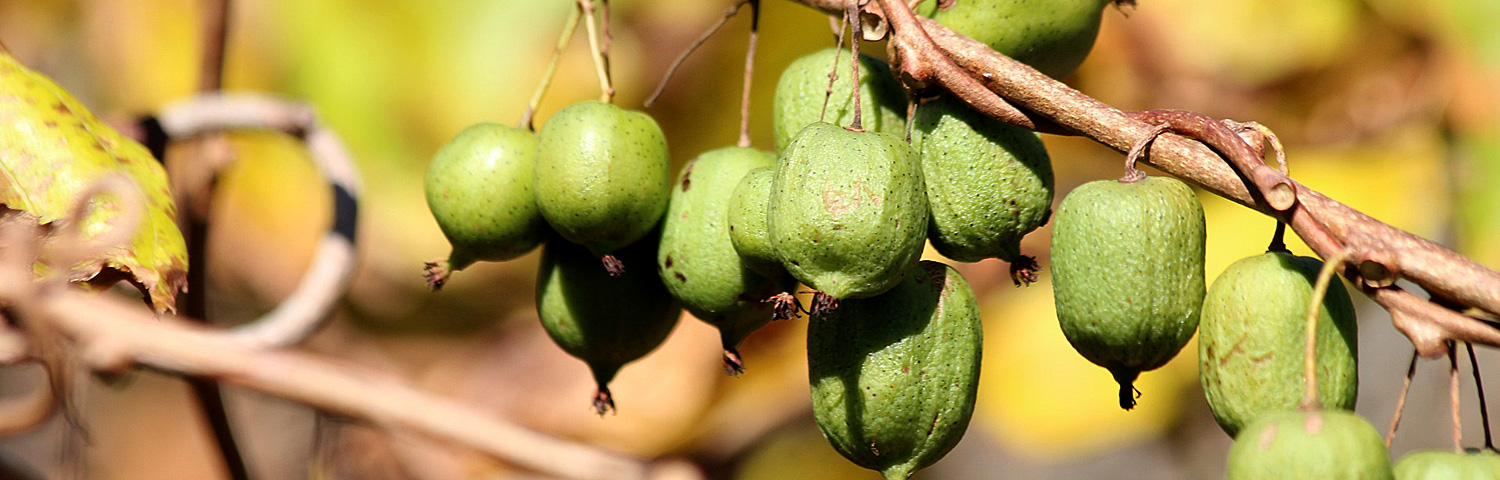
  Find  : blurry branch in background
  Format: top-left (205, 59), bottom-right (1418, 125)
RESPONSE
top-left (791, 0), bottom-right (1500, 357)
top-left (150, 93), bottom-right (361, 349)
top-left (0, 184), bottom-right (701, 480)
top-left (179, 0), bottom-right (249, 476)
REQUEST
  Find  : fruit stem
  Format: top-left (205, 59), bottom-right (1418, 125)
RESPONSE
top-left (600, 0), bottom-right (612, 78)
top-left (1385, 349), bottom-right (1418, 448)
top-left (1120, 123), bottom-right (1169, 183)
top-left (1301, 249), bottom-right (1350, 410)
top-left (904, 90), bottom-right (918, 143)
top-left (818, 15), bottom-right (849, 124)
top-left (1450, 342), bottom-right (1464, 453)
top-left (845, 0), bottom-right (865, 132)
top-left (644, 0), bottom-right (752, 108)
top-left (578, 0), bottom-right (614, 103)
top-left (1466, 342), bottom-right (1496, 451)
top-left (1266, 220), bottom-right (1289, 254)
top-left (519, 4), bottom-right (582, 131)
top-left (737, 0), bottom-right (761, 148)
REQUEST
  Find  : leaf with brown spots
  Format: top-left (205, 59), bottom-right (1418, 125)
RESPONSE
top-left (0, 52), bottom-right (186, 313)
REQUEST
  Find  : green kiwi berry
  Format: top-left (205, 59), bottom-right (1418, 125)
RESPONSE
top-left (808, 260), bottom-right (982, 480)
top-left (769, 122), bottom-right (927, 309)
top-left (911, 96), bottom-right (1053, 276)
top-left (536, 235), bottom-right (681, 415)
top-left (1226, 409), bottom-right (1393, 480)
top-left (727, 166), bottom-right (786, 279)
top-left (1394, 449), bottom-right (1500, 480)
top-left (772, 48), bottom-right (906, 152)
top-left (535, 100), bottom-right (670, 275)
top-left (1200, 251), bottom-right (1358, 437)
top-left (930, 0), bottom-right (1119, 79)
top-left (1051, 175), bottom-right (1206, 409)
top-left (422, 122), bottom-right (547, 289)
top-left (658, 146), bottom-right (793, 374)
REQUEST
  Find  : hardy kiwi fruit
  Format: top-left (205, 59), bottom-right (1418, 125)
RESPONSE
top-left (535, 100), bottom-right (670, 275)
top-left (1051, 175), bottom-right (1206, 409)
top-left (929, 0), bottom-right (1120, 79)
top-left (772, 47), bottom-right (906, 152)
top-left (1394, 449), bottom-right (1500, 480)
top-left (727, 166), bottom-right (785, 279)
top-left (422, 122), bottom-right (547, 289)
top-left (1226, 409), bottom-right (1393, 480)
top-left (911, 96), bottom-right (1053, 276)
top-left (536, 235), bottom-right (681, 414)
top-left (769, 122), bottom-right (928, 309)
top-left (808, 260), bottom-right (982, 480)
top-left (1200, 251), bottom-right (1359, 437)
top-left (657, 147), bottom-right (792, 374)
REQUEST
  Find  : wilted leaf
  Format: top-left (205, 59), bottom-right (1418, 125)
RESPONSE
top-left (0, 51), bottom-right (187, 313)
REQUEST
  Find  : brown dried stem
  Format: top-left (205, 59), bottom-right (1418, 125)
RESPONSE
top-left (846, 1), bottom-right (865, 131)
top-left (817, 15), bottom-right (848, 123)
top-left (738, 0), bottom-right (761, 147)
top-left (1466, 342), bottom-right (1495, 450)
top-left (1450, 342), bottom-right (1464, 452)
top-left (1386, 350), bottom-right (1419, 447)
top-left (791, 0), bottom-right (1500, 353)
top-left (198, 0), bottom-right (231, 93)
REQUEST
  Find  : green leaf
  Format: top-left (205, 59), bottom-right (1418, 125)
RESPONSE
top-left (0, 51), bottom-right (187, 313)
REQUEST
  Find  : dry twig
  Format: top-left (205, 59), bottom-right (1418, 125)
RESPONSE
top-left (0, 208), bottom-right (689, 480)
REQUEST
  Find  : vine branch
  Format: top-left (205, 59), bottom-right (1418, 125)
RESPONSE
top-left (0, 212), bottom-right (688, 480)
top-left (791, 0), bottom-right (1500, 355)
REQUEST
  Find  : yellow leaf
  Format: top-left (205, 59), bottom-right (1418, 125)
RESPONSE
top-left (0, 52), bottom-right (187, 312)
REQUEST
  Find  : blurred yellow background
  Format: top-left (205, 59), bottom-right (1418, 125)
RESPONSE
top-left (0, 0), bottom-right (1497, 479)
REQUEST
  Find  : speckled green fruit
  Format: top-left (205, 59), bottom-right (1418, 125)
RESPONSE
top-left (911, 96), bottom-right (1053, 263)
top-left (772, 48), bottom-right (906, 152)
top-left (536, 235), bottom-right (681, 414)
top-left (1051, 176), bottom-right (1205, 409)
top-left (424, 123), bottom-right (546, 270)
top-left (769, 122), bottom-right (928, 301)
top-left (658, 147), bottom-right (790, 373)
top-left (727, 166), bottom-right (785, 278)
top-left (930, 0), bottom-right (1115, 79)
top-left (1226, 409), bottom-right (1393, 480)
top-left (1200, 252), bottom-right (1359, 437)
top-left (808, 261), bottom-right (982, 480)
top-left (535, 101), bottom-right (670, 268)
top-left (1395, 449), bottom-right (1500, 480)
